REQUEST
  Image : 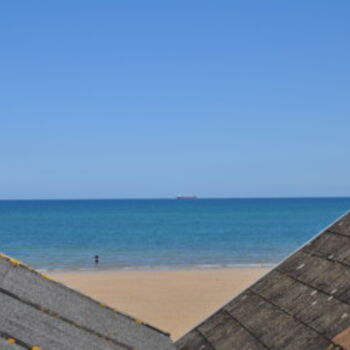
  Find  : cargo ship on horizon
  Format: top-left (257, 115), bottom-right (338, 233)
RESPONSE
top-left (176, 195), bottom-right (198, 200)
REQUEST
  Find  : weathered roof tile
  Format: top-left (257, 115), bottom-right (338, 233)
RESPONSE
top-left (0, 254), bottom-right (175, 350)
top-left (176, 211), bottom-right (350, 350)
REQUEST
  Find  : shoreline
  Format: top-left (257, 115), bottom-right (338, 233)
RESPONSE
top-left (39, 263), bottom-right (275, 274)
top-left (50, 267), bottom-right (270, 340)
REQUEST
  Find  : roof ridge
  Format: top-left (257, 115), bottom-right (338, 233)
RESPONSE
top-left (175, 210), bottom-right (350, 344)
top-left (0, 285), bottom-right (133, 350)
top-left (0, 253), bottom-right (170, 338)
top-left (0, 330), bottom-right (37, 349)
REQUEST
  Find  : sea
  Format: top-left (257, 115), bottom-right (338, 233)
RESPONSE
top-left (0, 198), bottom-right (349, 272)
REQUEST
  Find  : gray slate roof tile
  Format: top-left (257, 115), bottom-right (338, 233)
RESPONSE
top-left (176, 211), bottom-right (350, 350)
top-left (0, 254), bottom-right (175, 350)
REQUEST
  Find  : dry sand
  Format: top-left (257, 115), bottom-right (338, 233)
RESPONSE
top-left (50, 268), bottom-right (269, 340)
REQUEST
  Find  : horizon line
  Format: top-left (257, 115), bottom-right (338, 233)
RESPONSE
top-left (1, 195), bottom-right (350, 201)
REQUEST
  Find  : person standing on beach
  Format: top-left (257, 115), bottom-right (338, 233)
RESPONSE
top-left (94, 255), bottom-right (99, 265)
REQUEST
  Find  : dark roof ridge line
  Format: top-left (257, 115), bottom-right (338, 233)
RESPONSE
top-left (301, 249), bottom-right (350, 273)
top-left (175, 210), bottom-right (350, 344)
top-left (194, 328), bottom-right (216, 350)
top-left (276, 267), bottom-right (350, 311)
top-left (248, 288), bottom-right (345, 349)
top-left (0, 331), bottom-right (33, 349)
top-left (326, 229), bottom-right (350, 239)
top-left (223, 309), bottom-right (270, 349)
top-left (0, 253), bottom-right (170, 337)
top-left (0, 286), bottom-right (133, 350)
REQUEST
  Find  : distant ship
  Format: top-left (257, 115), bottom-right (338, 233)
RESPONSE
top-left (176, 195), bottom-right (198, 200)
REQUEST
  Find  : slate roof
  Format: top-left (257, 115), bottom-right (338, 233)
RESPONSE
top-left (176, 211), bottom-right (350, 350)
top-left (0, 254), bottom-right (175, 350)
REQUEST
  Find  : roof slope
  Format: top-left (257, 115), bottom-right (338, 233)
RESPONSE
top-left (0, 338), bottom-right (27, 350)
top-left (0, 254), bottom-right (175, 350)
top-left (176, 211), bottom-right (350, 350)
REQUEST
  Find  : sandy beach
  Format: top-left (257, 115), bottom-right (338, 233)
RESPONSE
top-left (50, 268), bottom-right (269, 340)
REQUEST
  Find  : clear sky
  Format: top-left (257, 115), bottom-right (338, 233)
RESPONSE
top-left (1, 1), bottom-right (349, 199)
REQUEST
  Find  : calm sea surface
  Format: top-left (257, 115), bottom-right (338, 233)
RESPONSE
top-left (0, 198), bottom-right (349, 271)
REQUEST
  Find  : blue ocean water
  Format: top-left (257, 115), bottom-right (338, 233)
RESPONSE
top-left (0, 198), bottom-right (349, 271)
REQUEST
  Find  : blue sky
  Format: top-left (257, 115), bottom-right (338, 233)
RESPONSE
top-left (1, 1), bottom-right (349, 199)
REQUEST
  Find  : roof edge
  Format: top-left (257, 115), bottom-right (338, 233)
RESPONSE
top-left (0, 253), bottom-right (171, 338)
top-left (175, 209), bottom-right (350, 343)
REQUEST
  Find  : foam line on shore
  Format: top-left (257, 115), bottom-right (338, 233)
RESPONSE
top-left (39, 263), bottom-right (275, 274)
